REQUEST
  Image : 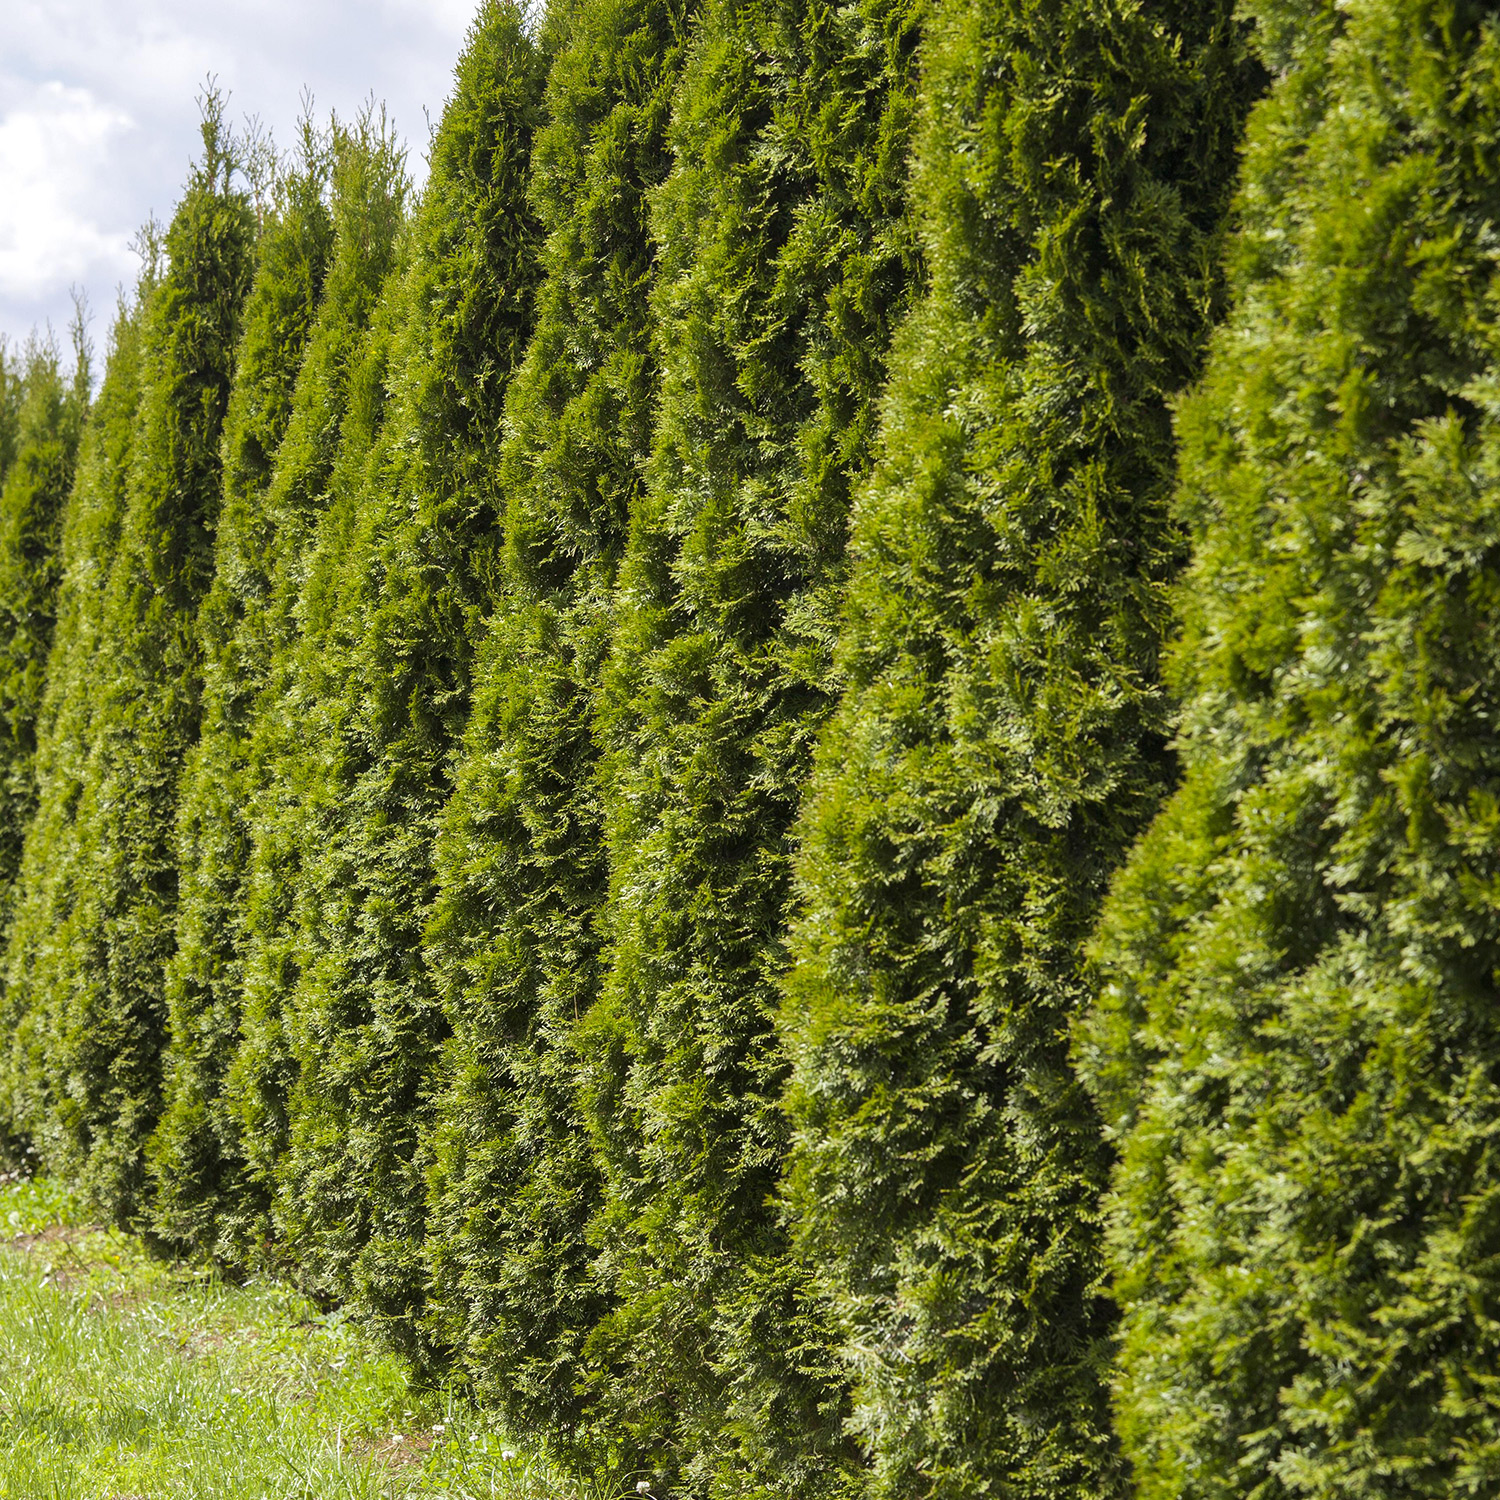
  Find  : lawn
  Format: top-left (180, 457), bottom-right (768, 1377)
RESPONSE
top-left (0, 1177), bottom-right (644, 1500)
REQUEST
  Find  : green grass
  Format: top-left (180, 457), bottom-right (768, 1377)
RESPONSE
top-left (0, 1177), bottom-right (653, 1500)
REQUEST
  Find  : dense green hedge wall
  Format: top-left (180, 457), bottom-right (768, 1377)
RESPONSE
top-left (8, 0), bottom-right (1499, 1492)
top-left (149, 118), bottom-right (386, 1259)
top-left (4, 103), bottom-right (256, 1218)
top-left (585, 0), bottom-right (920, 1489)
top-left (1081, 1), bottom-right (1500, 1494)
top-left (265, 0), bottom-right (546, 1342)
top-left (0, 335), bottom-right (90, 923)
top-left (227, 217), bottom-right (412, 1282)
top-left (422, 0), bottom-right (694, 1453)
top-left (0, 333), bottom-right (91, 1164)
top-left (2, 292), bottom-right (148, 1165)
top-left (778, 1), bottom-right (1261, 1495)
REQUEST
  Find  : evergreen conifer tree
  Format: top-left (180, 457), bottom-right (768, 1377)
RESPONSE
top-left (3, 273), bottom-right (155, 1167)
top-left (1082, 2), bottom-right (1500, 1493)
top-left (227, 269), bottom-right (405, 1264)
top-left (148, 120), bottom-right (356, 1256)
top-left (0, 327), bottom-right (91, 923)
top-left (779, 1), bottom-right (1260, 1494)
top-left (4, 99), bottom-right (255, 1217)
top-left (423, 0), bottom-right (696, 1456)
top-left (248, 3), bottom-right (546, 1339)
top-left (585, 0), bottom-right (920, 1488)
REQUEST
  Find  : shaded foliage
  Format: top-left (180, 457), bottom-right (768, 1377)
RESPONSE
top-left (0, 329), bottom-right (91, 927)
top-left (2, 295), bottom-right (150, 1166)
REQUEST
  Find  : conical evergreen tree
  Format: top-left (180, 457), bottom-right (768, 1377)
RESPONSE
top-left (779, 1), bottom-right (1260, 1494)
top-left (148, 119), bottom-right (362, 1257)
top-left (228, 268), bottom-right (405, 1266)
top-left (3, 270), bottom-right (155, 1170)
top-left (1082, 2), bottom-right (1500, 1493)
top-left (423, 0), bottom-right (696, 1457)
top-left (585, 0), bottom-right (921, 1488)
top-left (4, 99), bottom-right (255, 1218)
top-left (0, 327), bottom-right (91, 924)
top-left (244, 3), bottom-right (546, 1341)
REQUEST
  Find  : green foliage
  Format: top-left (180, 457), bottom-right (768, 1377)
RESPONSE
top-left (1081, 2), bottom-right (1500, 1494)
top-left (0, 330), bottom-right (90, 927)
top-left (0, 340), bottom-right (25, 499)
top-left (22, 0), bottom-right (1500, 1488)
top-left (423, 0), bottom-right (694, 1458)
top-left (779, 1), bottom-right (1260, 1494)
top-left (585, 0), bottom-right (921, 1488)
top-left (149, 118), bottom-right (384, 1259)
top-left (4, 98), bottom-right (256, 1220)
top-left (256, 2), bottom-right (547, 1339)
top-left (2, 283), bottom-right (152, 1171)
top-left (225, 279), bottom-right (404, 1276)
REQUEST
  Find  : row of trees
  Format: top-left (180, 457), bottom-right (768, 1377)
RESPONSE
top-left (2, 0), bottom-right (1494, 1493)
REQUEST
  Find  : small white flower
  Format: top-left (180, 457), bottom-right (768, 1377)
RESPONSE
top-left (636, 1483), bottom-right (652, 1495)
top-left (502, 1448), bottom-right (517, 1461)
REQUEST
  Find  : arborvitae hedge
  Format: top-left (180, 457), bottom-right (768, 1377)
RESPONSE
top-left (3, 281), bottom-right (152, 1172)
top-left (258, 1), bottom-right (546, 1339)
top-left (779, 1), bottom-right (1260, 1494)
top-left (228, 268), bottom-right (405, 1266)
top-left (423, 0), bottom-right (694, 1456)
top-left (586, 0), bottom-right (920, 1488)
top-left (1082, 2), bottom-right (1500, 1493)
top-left (5, 105), bottom-right (255, 1217)
top-left (0, 333), bottom-right (89, 922)
top-left (150, 121), bottom-right (377, 1258)
top-left (15, 0), bottom-right (1500, 1487)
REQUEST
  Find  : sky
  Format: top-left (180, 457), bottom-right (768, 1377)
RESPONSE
top-left (0, 0), bottom-right (478, 368)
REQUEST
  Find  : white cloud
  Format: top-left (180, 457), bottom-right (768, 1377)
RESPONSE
top-left (0, 0), bottom-right (477, 347)
top-left (0, 83), bottom-right (135, 307)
